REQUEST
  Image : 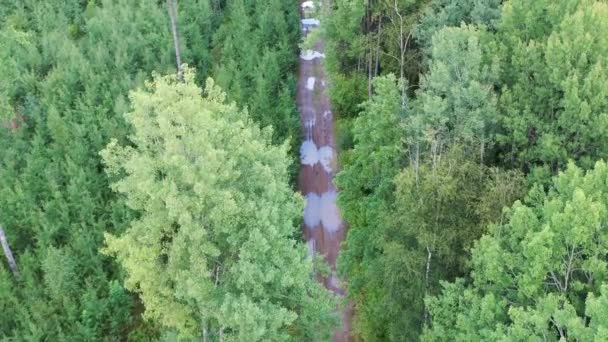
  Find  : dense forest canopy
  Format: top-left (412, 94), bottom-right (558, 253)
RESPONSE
top-left (0, 0), bottom-right (312, 340)
top-left (1, 0), bottom-right (608, 340)
top-left (326, 0), bottom-right (608, 340)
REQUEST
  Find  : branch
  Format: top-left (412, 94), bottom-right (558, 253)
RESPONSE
top-left (563, 247), bottom-right (576, 292)
top-left (549, 271), bottom-right (564, 292)
top-left (0, 224), bottom-right (19, 279)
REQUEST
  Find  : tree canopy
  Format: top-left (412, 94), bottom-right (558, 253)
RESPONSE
top-left (425, 161), bottom-right (608, 341)
top-left (101, 69), bottom-right (336, 340)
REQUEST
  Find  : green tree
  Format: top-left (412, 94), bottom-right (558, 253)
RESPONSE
top-left (337, 25), bottom-right (524, 340)
top-left (0, 1), bottom-right (176, 338)
top-left (389, 146), bottom-right (523, 339)
top-left (425, 160), bottom-right (608, 341)
top-left (101, 70), bottom-right (336, 340)
top-left (496, 0), bottom-right (608, 179)
top-left (411, 24), bottom-right (499, 167)
top-left (335, 74), bottom-right (407, 340)
top-left (416, 0), bottom-right (502, 51)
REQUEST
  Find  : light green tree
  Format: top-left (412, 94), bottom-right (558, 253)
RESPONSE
top-left (101, 69), bottom-right (336, 341)
top-left (497, 0), bottom-right (608, 180)
top-left (424, 160), bottom-right (608, 340)
top-left (412, 24), bottom-right (499, 167)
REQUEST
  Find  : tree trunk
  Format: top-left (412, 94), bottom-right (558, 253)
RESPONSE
top-left (203, 323), bottom-right (209, 342)
top-left (423, 245), bottom-right (432, 325)
top-left (167, 0), bottom-right (184, 82)
top-left (368, 39), bottom-right (373, 98)
top-left (0, 224), bottom-right (19, 279)
top-left (374, 17), bottom-right (382, 78)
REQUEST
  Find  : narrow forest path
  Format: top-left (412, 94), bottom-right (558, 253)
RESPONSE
top-left (297, 2), bottom-right (352, 341)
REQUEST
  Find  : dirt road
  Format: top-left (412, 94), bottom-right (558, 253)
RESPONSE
top-left (297, 2), bottom-right (352, 341)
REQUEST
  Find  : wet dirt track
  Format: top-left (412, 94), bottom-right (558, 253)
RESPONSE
top-left (297, 2), bottom-right (352, 341)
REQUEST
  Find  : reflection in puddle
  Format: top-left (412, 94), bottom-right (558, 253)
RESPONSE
top-left (320, 190), bottom-right (341, 234)
top-left (304, 193), bottom-right (321, 228)
top-left (306, 77), bottom-right (316, 91)
top-left (329, 271), bottom-right (341, 289)
top-left (319, 146), bottom-right (334, 173)
top-left (301, 18), bottom-right (320, 27)
top-left (301, 1), bottom-right (315, 9)
top-left (300, 50), bottom-right (325, 61)
top-left (300, 140), bottom-right (319, 165)
top-left (304, 191), bottom-right (342, 234)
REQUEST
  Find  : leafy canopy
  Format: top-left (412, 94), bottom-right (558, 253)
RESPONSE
top-left (101, 69), bottom-right (336, 340)
top-left (425, 160), bottom-right (608, 341)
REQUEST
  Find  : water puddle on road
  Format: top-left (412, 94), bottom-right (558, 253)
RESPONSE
top-left (320, 190), bottom-right (341, 234)
top-left (301, 18), bottom-right (320, 27)
top-left (298, 0), bottom-right (351, 338)
top-left (301, 0), bottom-right (315, 9)
top-left (304, 193), bottom-right (321, 229)
top-left (300, 140), bottom-right (319, 166)
top-left (306, 77), bottom-right (316, 90)
top-left (318, 146), bottom-right (334, 173)
top-left (300, 50), bottom-right (325, 61)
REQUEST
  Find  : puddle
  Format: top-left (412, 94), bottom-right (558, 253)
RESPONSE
top-left (304, 193), bottom-right (321, 229)
top-left (318, 146), bottom-right (334, 173)
top-left (306, 77), bottom-right (316, 91)
top-left (300, 50), bottom-right (325, 61)
top-left (329, 271), bottom-right (341, 289)
top-left (301, 0), bottom-right (315, 9)
top-left (320, 190), bottom-right (342, 234)
top-left (300, 140), bottom-right (319, 165)
top-left (301, 18), bottom-right (320, 27)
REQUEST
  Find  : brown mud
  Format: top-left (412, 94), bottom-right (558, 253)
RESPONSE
top-left (297, 2), bottom-right (353, 341)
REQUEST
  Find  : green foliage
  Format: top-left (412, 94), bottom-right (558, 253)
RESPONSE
top-left (323, 0), bottom-right (428, 118)
top-left (0, 0), bottom-right (303, 340)
top-left (424, 161), bottom-right (608, 340)
top-left (0, 1), bottom-right (175, 339)
top-left (101, 70), bottom-right (337, 340)
top-left (337, 22), bottom-right (525, 341)
top-left (335, 75), bottom-right (407, 340)
top-left (212, 0), bottom-right (300, 150)
top-left (323, 0), bottom-right (366, 78)
top-left (411, 24), bottom-right (499, 162)
top-left (328, 73), bottom-right (368, 119)
top-left (496, 0), bottom-right (608, 176)
top-left (416, 0), bottom-right (502, 50)
top-left (387, 146), bottom-right (522, 340)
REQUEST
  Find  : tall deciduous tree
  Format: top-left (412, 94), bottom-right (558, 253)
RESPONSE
top-left (411, 24), bottom-right (499, 167)
top-left (496, 0), bottom-right (608, 180)
top-left (337, 25), bottom-right (523, 340)
top-left (101, 69), bottom-right (336, 340)
top-left (425, 161), bottom-right (608, 341)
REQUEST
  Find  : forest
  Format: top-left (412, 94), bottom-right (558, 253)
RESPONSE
top-left (1, 0), bottom-right (608, 341)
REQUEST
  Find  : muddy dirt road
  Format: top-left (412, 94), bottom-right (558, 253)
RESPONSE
top-left (297, 2), bottom-right (352, 341)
